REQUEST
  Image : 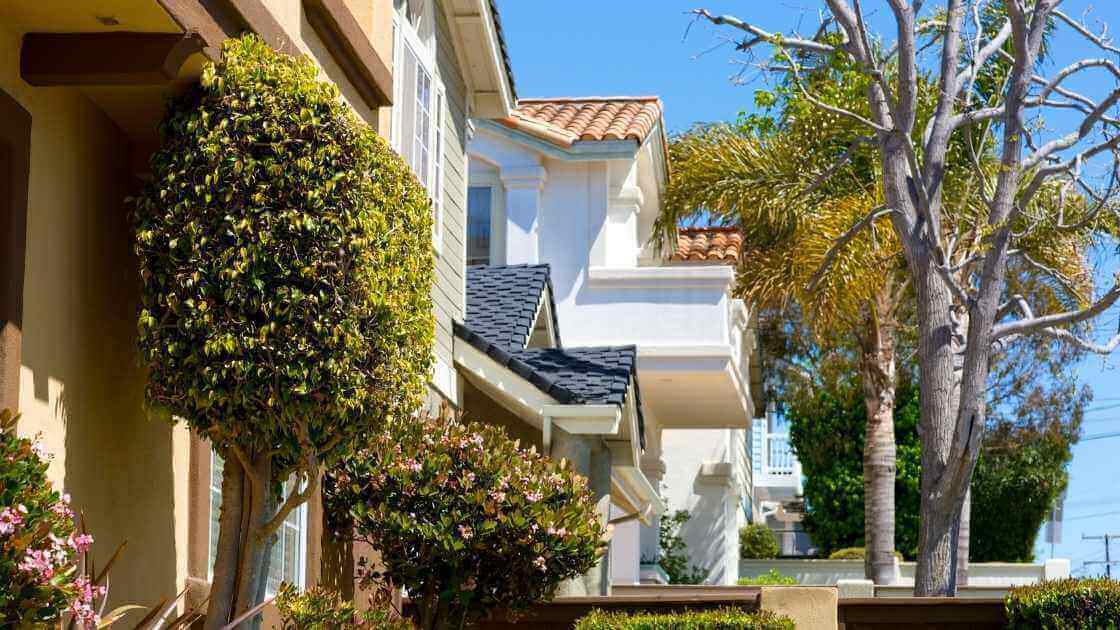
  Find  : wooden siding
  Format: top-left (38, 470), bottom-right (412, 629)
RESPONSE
top-left (432, 3), bottom-right (467, 368)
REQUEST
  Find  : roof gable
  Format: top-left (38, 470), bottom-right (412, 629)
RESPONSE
top-left (464, 264), bottom-right (560, 350)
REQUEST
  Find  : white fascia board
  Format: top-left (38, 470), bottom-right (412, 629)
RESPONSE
top-left (613, 466), bottom-right (667, 522)
top-left (454, 340), bottom-right (555, 425)
top-left (586, 265), bottom-right (735, 290)
top-left (542, 404), bottom-right (621, 436)
top-left (450, 1), bottom-right (515, 117)
top-left (474, 119), bottom-right (639, 162)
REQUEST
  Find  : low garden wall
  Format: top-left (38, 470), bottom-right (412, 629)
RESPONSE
top-left (740, 558), bottom-right (1069, 593)
top-left (837, 597), bottom-right (1007, 629)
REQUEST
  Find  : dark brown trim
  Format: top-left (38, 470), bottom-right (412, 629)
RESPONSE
top-left (0, 90), bottom-right (31, 414)
top-left (20, 32), bottom-right (205, 86)
top-left (303, 0), bottom-right (394, 108)
top-left (156, 0), bottom-right (298, 60)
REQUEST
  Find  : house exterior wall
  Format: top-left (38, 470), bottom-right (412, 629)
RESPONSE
top-left (0, 0), bottom-right (415, 613)
top-left (660, 429), bottom-right (750, 585)
top-left (0, 17), bottom-right (193, 609)
top-left (430, 3), bottom-right (468, 402)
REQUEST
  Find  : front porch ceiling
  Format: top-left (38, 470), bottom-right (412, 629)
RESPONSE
top-left (20, 32), bottom-right (204, 86)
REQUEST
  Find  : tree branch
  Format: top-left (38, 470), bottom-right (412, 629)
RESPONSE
top-left (806, 205), bottom-right (895, 293)
top-left (691, 9), bottom-right (837, 54)
top-left (992, 276), bottom-right (1120, 341)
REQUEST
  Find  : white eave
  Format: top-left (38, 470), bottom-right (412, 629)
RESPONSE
top-left (586, 265), bottom-right (735, 291)
top-left (446, 0), bottom-right (516, 118)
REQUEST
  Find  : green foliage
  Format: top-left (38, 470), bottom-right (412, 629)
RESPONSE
top-left (274, 583), bottom-right (413, 629)
top-left (737, 569), bottom-right (797, 586)
top-left (655, 510), bottom-right (708, 585)
top-left (970, 420), bottom-right (1078, 563)
top-left (739, 524), bottom-right (780, 560)
top-left (789, 379), bottom-right (922, 559)
top-left (132, 34), bottom-right (434, 464)
top-left (0, 409), bottom-right (99, 626)
top-left (574, 608), bottom-right (795, 630)
top-left (1005, 578), bottom-right (1120, 629)
top-left (826, 547), bottom-right (902, 561)
top-left (324, 411), bottom-right (606, 629)
top-left (788, 368), bottom-right (1081, 562)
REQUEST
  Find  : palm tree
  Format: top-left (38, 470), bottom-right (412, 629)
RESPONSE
top-left (655, 61), bottom-right (1102, 584)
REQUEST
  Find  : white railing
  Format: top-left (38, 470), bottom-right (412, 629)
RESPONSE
top-left (766, 434), bottom-right (796, 475)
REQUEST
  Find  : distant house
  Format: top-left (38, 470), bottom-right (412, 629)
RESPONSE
top-left (464, 97), bottom-right (764, 585)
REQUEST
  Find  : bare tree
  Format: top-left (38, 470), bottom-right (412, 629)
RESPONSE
top-left (692, 1), bottom-right (1120, 595)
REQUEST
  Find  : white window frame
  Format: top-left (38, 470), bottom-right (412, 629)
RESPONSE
top-left (208, 450), bottom-right (308, 596)
top-left (392, 0), bottom-right (445, 254)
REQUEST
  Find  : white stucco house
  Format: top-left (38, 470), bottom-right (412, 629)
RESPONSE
top-left (464, 97), bottom-right (765, 585)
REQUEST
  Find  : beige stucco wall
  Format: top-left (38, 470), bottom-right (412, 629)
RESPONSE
top-left (461, 379), bottom-right (544, 450)
top-left (760, 586), bottom-right (839, 630)
top-left (0, 18), bottom-right (192, 613)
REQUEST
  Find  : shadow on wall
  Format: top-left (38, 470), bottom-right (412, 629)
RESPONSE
top-left (17, 90), bottom-right (180, 613)
top-left (682, 477), bottom-right (732, 584)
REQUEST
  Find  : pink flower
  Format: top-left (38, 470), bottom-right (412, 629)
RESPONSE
top-left (525, 491), bottom-right (542, 503)
top-left (462, 577), bottom-right (477, 591)
top-left (458, 524), bottom-right (473, 540)
top-left (489, 490), bottom-right (506, 503)
top-left (0, 506), bottom-right (24, 536)
top-left (31, 439), bottom-right (51, 461)
top-left (69, 533), bottom-right (94, 553)
top-left (533, 556), bottom-right (547, 571)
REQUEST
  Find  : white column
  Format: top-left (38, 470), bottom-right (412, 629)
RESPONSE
top-left (605, 185), bottom-right (643, 268)
top-left (500, 165), bottom-right (547, 265)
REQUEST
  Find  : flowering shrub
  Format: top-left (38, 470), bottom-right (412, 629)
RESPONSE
top-left (0, 409), bottom-right (101, 626)
top-left (324, 411), bottom-right (607, 630)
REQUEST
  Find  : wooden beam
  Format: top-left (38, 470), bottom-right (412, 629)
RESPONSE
top-left (156, 0), bottom-right (298, 60)
top-left (0, 89), bottom-right (31, 413)
top-left (20, 32), bottom-right (205, 86)
top-left (303, 0), bottom-right (394, 108)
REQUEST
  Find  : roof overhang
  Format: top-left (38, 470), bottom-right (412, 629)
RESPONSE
top-left (455, 337), bottom-right (623, 435)
top-left (611, 466), bottom-right (666, 525)
top-left (476, 120), bottom-right (642, 162)
top-left (636, 345), bottom-right (754, 429)
top-left (445, 0), bottom-right (516, 118)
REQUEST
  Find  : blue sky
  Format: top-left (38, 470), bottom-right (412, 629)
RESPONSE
top-left (497, 1), bottom-right (1120, 573)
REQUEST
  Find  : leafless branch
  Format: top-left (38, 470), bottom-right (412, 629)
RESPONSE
top-left (1053, 9), bottom-right (1120, 56)
top-left (691, 9), bottom-right (837, 54)
top-left (992, 277), bottom-right (1120, 342)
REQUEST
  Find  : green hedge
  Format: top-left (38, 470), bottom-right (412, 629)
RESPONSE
top-left (574, 608), bottom-right (794, 630)
top-left (1005, 578), bottom-right (1120, 629)
top-left (737, 569), bottom-right (797, 586)
top-left (739, 524), bottom-right (780, 560)
top-left (827, 547), bottom-right (902, 560)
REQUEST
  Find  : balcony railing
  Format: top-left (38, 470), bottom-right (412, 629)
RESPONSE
top-left (766, 435), bottom-right (796, 475)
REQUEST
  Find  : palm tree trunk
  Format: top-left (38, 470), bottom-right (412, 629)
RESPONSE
top-left (858, 294), bottom-right (898, 585)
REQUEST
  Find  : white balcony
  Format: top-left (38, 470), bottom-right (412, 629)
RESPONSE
top-left (753, 419), bottom-right (803, 494)
top-left (555, 266), bottom-right (758, 429)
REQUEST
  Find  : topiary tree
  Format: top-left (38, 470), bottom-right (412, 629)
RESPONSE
top-left (739, 523), bottom-right (780, 560)
top-left (323, 411), bottom-right (607, 630)
top-left (132, 35), bottom-right (434, 628)
top-left (1, 410), bottom-right (101, 627)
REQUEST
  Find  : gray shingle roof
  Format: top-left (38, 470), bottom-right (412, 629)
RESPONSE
top-left (464, 264), bottom-right (560, 350)
top-left (457, 265), bottom-right (645, 447)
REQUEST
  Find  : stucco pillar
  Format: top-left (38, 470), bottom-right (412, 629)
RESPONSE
top-left (605, 185), bottom-right (643, 268)
top-left (552, 428), bottom-right (612, 596)
top-left (639, 422), bottom-right (666, 579)
top-left (500, 165), bottom-right (546, 265)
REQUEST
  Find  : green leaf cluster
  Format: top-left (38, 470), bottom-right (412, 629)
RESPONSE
top-left (274, 583), bottom-right (413, 629)
top-left (738, 523), bottom-right (780, 560)
top-left (0, 409), bottom-right (82, 625)
top-left (132, 35), bottom-right (434, 468)
top-left (1005, 578), bottom-right (1120, 629)
top-left (323, 412), bottom-right (607, 629)
top-left (826, 547), bottom-right (901, 560)
top-left (574, 608), bottom-right (795, 630)
top-left (737, 569), bottom-right (797, 586)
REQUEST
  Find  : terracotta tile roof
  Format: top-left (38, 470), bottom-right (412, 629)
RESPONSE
top-left (670, 227), bottom-right (742, 264)
top-left (500, 96), bottom-right (664, 147)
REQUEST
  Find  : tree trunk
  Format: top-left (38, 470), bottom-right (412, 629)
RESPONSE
top-left (858, 294), bottom-right (898, 585)
top-left (205, 453), bottom-right (245, 630)
top-left (234, 455), bottom-right (274, 620)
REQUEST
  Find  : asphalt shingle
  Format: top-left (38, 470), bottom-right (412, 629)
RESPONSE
top-left (464, 264), bottom-right (560, 350)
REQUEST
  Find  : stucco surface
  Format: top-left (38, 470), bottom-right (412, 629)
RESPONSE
top-left (759, 586), bottom-right (839, 630)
